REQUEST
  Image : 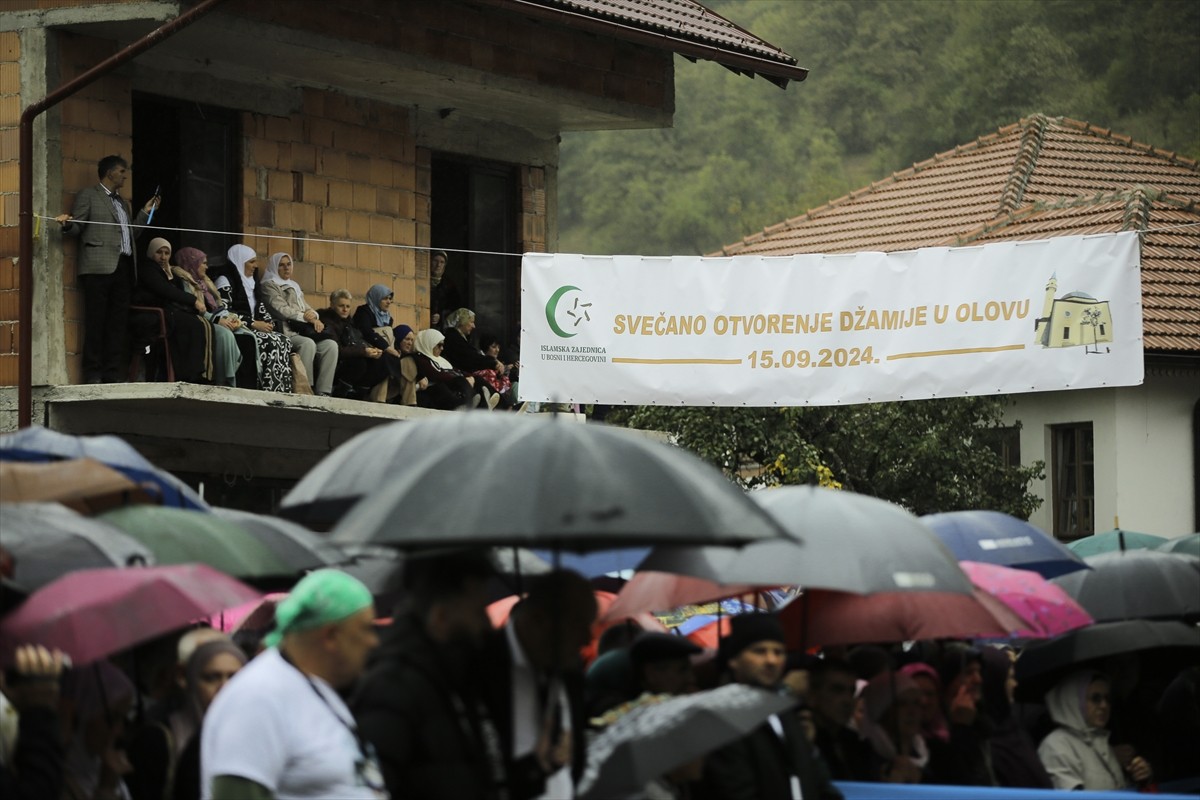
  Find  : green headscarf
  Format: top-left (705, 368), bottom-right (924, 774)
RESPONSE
top-left (266, 570), bottom-right (373, 647)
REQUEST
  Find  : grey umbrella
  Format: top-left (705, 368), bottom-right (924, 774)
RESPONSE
top-left (1015, 619), bottom-right (1200, 701)
top-left (578, 684), bottom-right (797, 799)
top-left (1051, 550), bottom-right (1200, 622)
top-left (1, 502), bottom-right (156, 590)
top-left (212, 507), bottom-right (344, 572)
top-left (636, 487), bottom-right (972, 595)
top-left (285, 415), bottom-right (784, 550)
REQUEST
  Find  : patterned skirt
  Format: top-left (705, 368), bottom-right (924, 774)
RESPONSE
top-left (237, 329), bottom-right (293, 393)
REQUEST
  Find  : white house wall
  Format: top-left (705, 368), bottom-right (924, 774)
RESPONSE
top-left (1008, 365), bottom-right (1198, 538)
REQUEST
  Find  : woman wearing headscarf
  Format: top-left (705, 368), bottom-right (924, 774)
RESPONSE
top-left (389, 324), bottom-right (425, 406)
top-left (60, 661), bottom-right (136, 800)
top-left (428, 250), bottom-right (460, 331)
top-left (1038, 670), bottom-right (1153, 790)
top-left (260, 253), bottom-right (338, 396)
top-left (212, 244), bottom-right (293, 393)
top-left (127, 638), bottom-right (247, 800)
top-left (133, 238), bottom-right (214, 383)
top-left (411, 328), bottom-right (477, 410)
top-left (317, 288), bottom-right (390, 401)
top-left (351, 284), bottom-right (405, 358)
top-left (976, 646), bottom-right (1051, 789)
top-left (172, 247), bottom-right (242, 388)
top-left (898, 662), bottom-right (948, 744)
top-left (858, 671), bottom-right (929, 784)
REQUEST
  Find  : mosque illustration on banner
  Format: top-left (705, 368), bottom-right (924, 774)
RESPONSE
top-left (1033, 273), bottom-right (1113, 353)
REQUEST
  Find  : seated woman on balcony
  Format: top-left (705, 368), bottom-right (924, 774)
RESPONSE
top-left (260, 252), bottom-right (338, 396)
top-left (411, 328), bottom-right (480, 410)
top-left (173, 246), bottom-right (243, 388)
top-left (441, 308), bottom-right (507, 409)
top-left (351, 284), bottom-right (406, 358)
top-left (317, 288), bottom-right (391, 402)
top-left (133, 238), bottom-right (214, 384)
top-left (212, 244), bottom-right (293, 393)
top-left (389, 324), bottom-right (427, 406)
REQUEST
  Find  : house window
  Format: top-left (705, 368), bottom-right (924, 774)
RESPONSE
top-left (1063, 326), bottom-right (1071, 341)
top-left (1052, 422), bottom-right (1094, 540)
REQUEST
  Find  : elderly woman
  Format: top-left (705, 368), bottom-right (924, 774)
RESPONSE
top-left (411, 328), bottom-right (482, 410)
top-left (213, 244), bottom-right (293, 393)
top-left (133, 238), bottom-right (214, 383)
top-left (317, 288), bottom-right (390, 402)
top-left (441, 308), bottom-right (506, 406)
top-left (172, 247), bottom-right (242, 387)
top-left (1038, 670), bottom-right (1153, 791)
top-left (128, 638), bottom-right (247, 800)
top-left (260, 252), bottom-right (338, 396)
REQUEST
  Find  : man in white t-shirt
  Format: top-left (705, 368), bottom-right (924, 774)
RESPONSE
top-left (201, 570), bottom-right (384, 800)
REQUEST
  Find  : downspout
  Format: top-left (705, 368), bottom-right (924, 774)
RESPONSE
top-left (17, 0), bottom-right (232, 428)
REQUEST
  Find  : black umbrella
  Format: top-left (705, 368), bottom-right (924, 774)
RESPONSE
top-left (1015, 619), bottom-right (1200, 702)
top-left (577, 684), bottom-right (796, 799)
top-left (1, 502), bottom-right (156, 590)
top-left (287, 415), bottom-right (784, 550)
top-left (212, 507), bottom-right (344, 573)
top-left (1051, 550), bottom-right (1200, 622)
top-left (635, 487), bottom-right (970, 594)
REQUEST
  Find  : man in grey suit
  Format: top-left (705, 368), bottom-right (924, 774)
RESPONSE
top-left (55, 155), bottom-right (159, 383)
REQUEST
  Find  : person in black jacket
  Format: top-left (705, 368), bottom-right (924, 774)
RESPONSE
top-left (697, 613), bottom-right (843, 800)
top-left (353, 551), bottom-right (502, 800)
top-left (0, 645), bottom-right (67, 800)
top-left (478, 570), bottom-right (596, 800)
top-left (134, 238), bottom-right (214, 383)
top-left (442, 308), bottom-right (508, 407)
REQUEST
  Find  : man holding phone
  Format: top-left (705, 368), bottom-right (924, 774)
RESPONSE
top-left (55, 155), bottom-right (160, 383)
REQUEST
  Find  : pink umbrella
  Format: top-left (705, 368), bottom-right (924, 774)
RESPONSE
top-left (0, 564), bottom-right (260, 665)
top-left (960, 560), bottom-right (1093, 638)
top-left (210, 592), bottom-right (289, 633)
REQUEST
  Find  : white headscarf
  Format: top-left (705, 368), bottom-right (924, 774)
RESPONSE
top-left (414, 328), bottom-right (454, 370)
top-left (227, 244), bottom-right (258, 307)
top-left (262, 252), bottom-right (304, 297)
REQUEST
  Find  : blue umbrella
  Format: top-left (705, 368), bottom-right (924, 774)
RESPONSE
top-left (922, 510), bottom-right (1087, 579)
top-left (0, 426), bottom-right (208, 511)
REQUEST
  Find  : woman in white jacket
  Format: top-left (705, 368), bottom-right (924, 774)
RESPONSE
top-left (1037, 670), bottom-right (1152, 790)
top-left (260, 252), bottom-right (338, 396)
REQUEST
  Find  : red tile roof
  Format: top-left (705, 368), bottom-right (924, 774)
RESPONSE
top-left (717, 116), bottom-right (1200, 353)
top-left (478, 0), bottom-right (807, 86)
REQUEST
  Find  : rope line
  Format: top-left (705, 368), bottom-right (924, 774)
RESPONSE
top-left (32, 214), bottom-right (1200, 259)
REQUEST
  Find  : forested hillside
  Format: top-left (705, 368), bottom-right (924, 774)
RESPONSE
top-left (558, 0), bottom-right (1200, 256)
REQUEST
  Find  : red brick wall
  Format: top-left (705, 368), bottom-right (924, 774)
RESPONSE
top-left (241, 88), bottom-right (428, 329)
top-left (1, 32), bottom-right (20, 386)
top-left (235, 0), bottom-right (673, 111)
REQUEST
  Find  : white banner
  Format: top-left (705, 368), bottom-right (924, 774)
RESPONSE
top-left (519, 232), bottom-right (1143, 407)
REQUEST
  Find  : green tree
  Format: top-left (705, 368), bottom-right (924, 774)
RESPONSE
top-left (612, 398), bottom-right (1045, 518)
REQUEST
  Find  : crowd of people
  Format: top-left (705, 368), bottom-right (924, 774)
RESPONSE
top-left (54, 155), bottom-right (519, 409)
top-left (3, 554), bottom-right (1197, 800)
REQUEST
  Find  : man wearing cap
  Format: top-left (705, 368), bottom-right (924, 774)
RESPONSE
top-left (200, 570), bottom-right (384, 800)
top-left (353, 551), bottom-right (505, 799)
top-left (630, 633), bottom-right (701, 697)
top-left (809, 658), bottom-right (874, 781)
top-left (698, 613), bottom-right (842, 800)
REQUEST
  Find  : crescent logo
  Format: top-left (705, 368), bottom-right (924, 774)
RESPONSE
top-left (545, 285), bottom-right (592, 338)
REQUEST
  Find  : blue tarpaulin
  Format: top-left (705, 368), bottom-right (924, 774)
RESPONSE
top-left (834, 782), bottom-right (1199, 800)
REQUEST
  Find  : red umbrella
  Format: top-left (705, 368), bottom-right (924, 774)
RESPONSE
top-left (0, 564), bottom-right (260, 665)
top-left (601, 572), bottom-right (767, 623)
top-left (778, 587), bottom-right (1028, 650)
top-left (960, 561), bottom-right (1093, 639)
